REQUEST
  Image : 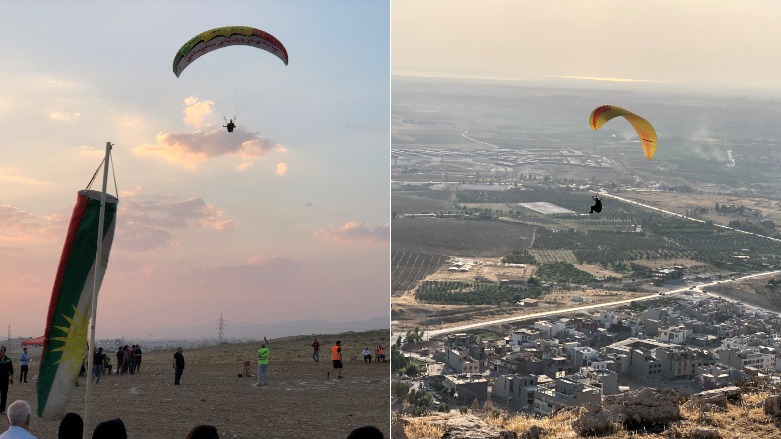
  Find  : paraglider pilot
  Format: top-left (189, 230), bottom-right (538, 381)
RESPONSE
top-left (589, 195), bottom-right (603, 214)
top-left (224, 119), bottom-right (236, 133)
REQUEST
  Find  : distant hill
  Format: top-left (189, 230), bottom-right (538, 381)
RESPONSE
top-left (114, 316), bottom-right (390, 341)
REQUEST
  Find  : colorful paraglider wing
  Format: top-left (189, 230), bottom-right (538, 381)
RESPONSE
top-left (589, 105), bottom-right (657, 160)
top-left (173, 26), bottom-right (288, 78)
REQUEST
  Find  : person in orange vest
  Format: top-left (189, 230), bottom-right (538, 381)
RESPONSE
top-left (327, 340), bottom-right (343, 379)
top-left (375, 345), bottom-right (385, 363)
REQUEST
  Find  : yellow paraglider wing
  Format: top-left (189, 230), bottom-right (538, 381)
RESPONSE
top-left (589, 104), bottom-right (657, 160)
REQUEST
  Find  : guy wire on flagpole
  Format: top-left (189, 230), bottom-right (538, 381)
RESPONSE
top-left (83, 142), bottom-right (112, 439)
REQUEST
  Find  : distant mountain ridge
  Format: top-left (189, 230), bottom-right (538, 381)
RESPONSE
top-left (105, 316), bottom-right (390, 341)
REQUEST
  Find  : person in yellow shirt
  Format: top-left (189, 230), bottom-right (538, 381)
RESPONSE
top-left (255, 337), bottom-right (269, 386)
top-left (327, 340), bottom-right (343, 379)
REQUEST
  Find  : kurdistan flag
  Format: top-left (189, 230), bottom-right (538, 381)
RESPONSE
top-left (37, 190), bottom-right (118, 419)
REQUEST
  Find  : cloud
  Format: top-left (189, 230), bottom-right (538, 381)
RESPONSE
top-left (274, 162), bottom-right (288, 176)
top-left (116, 220), bottom-right (176, 252)
top-left (182, 96), bottom-right (214, 128)
top-left (119, 186), bottom-right (143, 197)
top-left (132, 127), bottom-right (285, 170)
top-left (0, 171), bottom-right (54, 187)
top-left (314, 221), bottom-right (389, 244)
top-left (549, 75), bottom-right (668, 84)
top-left (0, 205), bottom-right (63, 242)
top-left (49, 111), bottom-right (81, 122)
top-left (77, 145), bottom-right (107, 158)
top-left (120, 195), bottom-right (237, 232)
top-left (116, 195), bottom-right (237, 251)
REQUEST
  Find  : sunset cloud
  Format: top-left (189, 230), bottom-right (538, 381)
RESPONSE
top-left (77, 145), bottom-right (107, 158)
top-left (116, 194), bottom-right (237, 251)
top-left (121, 196), bottom-right (237, 231)
top-left (274, 162), bottom-right (288, 176)
top-left (182, 96), bottom-right (214, 128)
top-left (132, 127), bottom-right (284, 170)
top-left (0, 172), bottom-right (54, 187)
top-left (49, 111), bottom-right (81, 122)
top-left (314, 221), bottom-right (389, 244)
top-left (0, 205), bottom-right (63, 242)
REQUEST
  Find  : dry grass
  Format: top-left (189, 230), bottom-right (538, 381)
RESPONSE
top-left (403, 418), bottom-right (447, 438)
top-left (402, 391), bottom-right (781, 439)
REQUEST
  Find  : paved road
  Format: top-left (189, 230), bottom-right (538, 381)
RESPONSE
top-left (418, 270), bottom-right (781, 339)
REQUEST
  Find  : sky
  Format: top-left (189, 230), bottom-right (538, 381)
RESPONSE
top-left (0, 1), bottom-right (389, 340)
top-left (393, 0), bottom-right (781, 94)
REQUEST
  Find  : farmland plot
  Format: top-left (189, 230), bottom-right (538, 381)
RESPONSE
top-left (392, 251), bottom-right (448, 295)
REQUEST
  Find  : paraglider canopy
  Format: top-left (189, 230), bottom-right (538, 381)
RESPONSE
top-left (172, 25), bottom-right (289, 125)
top-left (173, 26), bottom-right (288, 78)
top-left (589, 104), bottom-right (657, 160)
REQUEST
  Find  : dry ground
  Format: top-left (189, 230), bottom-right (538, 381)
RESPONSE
top-left (5, 330), bottom-right (390, 438)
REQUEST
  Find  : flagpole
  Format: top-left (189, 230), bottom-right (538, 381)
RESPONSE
top-left (83, 142), bottom-right (112, 439)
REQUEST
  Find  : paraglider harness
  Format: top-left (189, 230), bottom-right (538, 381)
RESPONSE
top-left (224, 117), bottom-right (236, 133)
top-left (589, 195), bottom-right (603, 214)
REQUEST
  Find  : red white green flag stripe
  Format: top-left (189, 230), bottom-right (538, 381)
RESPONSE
top-left (37, 190), bottom-right (118, 419)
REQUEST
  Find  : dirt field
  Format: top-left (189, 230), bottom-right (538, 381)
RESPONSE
top-left (4, 330), bottom-right (390, 438)
top-left (622, 191), bottom-right (781, 226)
top-left (392, 218), bottom-right (535, 257)
top-left (391, 258), bottom-right (647, 334)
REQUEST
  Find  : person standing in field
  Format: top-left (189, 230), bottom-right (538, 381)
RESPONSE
top-left (18, 349), bottom-right (29, 384)
top-left (172, 347), bottom-right (185, 385)
top-left (132, 345), bottom-right (142, 373)
top-left (124, 345), bottom-right (134, 375)
top-left (115, 347), bottom-right (124, 376)
top-left (91, 347), bottom-right (104, 384)
top-left (327, 340), bottom-right (343, 379)
top-left (255, 337), bottom-right (269, 386)
top-left (0, 347), bottom-right (13, 413)
top-left (311, 338), bottom-right (320, 364)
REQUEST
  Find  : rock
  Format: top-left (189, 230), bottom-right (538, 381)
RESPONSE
top-left (571, 403), bottom-right (626, 436)
top-left (688, 427), bottom-right (720, 438)
top-left (684, 387), bottom-right (743, 412)
top-left (763, 394), bottom-right (781, 417)
top-left (438, 415), bottom-right (517, 439)
top-left (602, 387), bottom-right (680, 424)
top-left (391, 420), bottom-right (409, 439)
top-left (519, 425), bottom-right (546, 439)
top-left (682, 394), bottom-right (727, 411)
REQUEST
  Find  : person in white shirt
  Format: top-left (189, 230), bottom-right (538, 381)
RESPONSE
top-left (361, 346), bottom-right (372, 364)
top-left (0, 400), bottom-right (37, 439)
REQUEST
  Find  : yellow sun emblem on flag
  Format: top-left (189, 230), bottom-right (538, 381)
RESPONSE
top-left (50, 305), bottom-right (90, 372)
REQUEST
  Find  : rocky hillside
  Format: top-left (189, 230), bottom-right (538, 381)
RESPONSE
top-left (394, 386), bottom-right (781, 438)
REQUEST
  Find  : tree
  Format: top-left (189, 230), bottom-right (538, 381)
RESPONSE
top-left (404, 363), bottom-right (419, 378)
top-left (404, 327), bottom-right (424, 346)
top-left (391, 380), bottom-right (410, 400)
top-left (391, 344), bottom-right (408, 372)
